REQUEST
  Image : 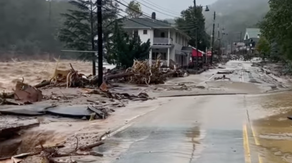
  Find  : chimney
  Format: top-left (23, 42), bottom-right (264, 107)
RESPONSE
top-left (151, 12), bottom-right (156, 19)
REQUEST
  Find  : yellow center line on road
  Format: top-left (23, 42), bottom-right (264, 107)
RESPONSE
top-left (250, 125), bottom-right (260, 146)
top-left (243, 124), bottom-right (251, 163)
top-left (250, 124), bottom-right (263, 163)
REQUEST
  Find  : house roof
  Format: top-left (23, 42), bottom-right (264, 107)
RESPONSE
top-left (122, 18), bottom-right (191, 39)
top-left (245, 28), bottom-right (261, 38)
top-left (123, 18), bottom-right (171, 29)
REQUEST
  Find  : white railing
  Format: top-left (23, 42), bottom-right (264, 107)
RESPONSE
top-left (153, 37), bottom-right (172, 45)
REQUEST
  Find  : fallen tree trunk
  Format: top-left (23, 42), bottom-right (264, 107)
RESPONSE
top-left (161, 70), bottom-right (176, 78)
top-left (106, 72), bottom-right (134, 80)
top-left (34, 80), bottom-right (51, 88)
top-left (91, 72), bottom-right (134, 84)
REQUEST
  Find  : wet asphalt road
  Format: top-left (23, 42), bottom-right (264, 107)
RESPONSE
top-left (92, 60), bottom-right (292, 163)
top-left (96, 96), bottom-right (249, 163)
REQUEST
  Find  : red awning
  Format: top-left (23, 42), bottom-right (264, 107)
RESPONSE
top-left (192, 49), bottom-right (203, 57)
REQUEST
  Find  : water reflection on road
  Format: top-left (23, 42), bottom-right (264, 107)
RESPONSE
top-left (91, 91), bottom-right (292, 163)
top-left (248, 92), bottom-right (292, 163)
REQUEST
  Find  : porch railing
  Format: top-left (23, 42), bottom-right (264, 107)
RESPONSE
top-left (153, 37), bottom-right (172, 45)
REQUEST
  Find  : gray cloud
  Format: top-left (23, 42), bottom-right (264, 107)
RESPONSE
top-left (120, 0), bottom-right (217, 19)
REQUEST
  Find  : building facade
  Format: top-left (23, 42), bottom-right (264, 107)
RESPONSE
top-left (122, 13), bottom-right (191, 67)
top-left (244, 28), bottom-right (261, 49)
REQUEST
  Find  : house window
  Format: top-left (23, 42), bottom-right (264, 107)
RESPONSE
top-left (143, 30), bottom-right (147, 34)
top-left (161, 32), bottom-right (165, 38)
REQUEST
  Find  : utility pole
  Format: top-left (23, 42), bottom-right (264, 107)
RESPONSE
top-left (194, 0), bottom-right (199, 70)
top-left (217, 24), bottom-right (221, 56)
top-left (49, 0), bottom-right (52, 23)
top-left (97, 0), bottom-right (103, 86)
top-left (210, 11), bottom-right (215, 64)
top-left (90, 0), bottom-right (96, 76)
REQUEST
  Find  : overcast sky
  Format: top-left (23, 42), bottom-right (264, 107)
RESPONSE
top-left (121, 0), bottom-right (217, 19)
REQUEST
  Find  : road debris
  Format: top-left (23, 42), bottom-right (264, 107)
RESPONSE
top-left (32, 60), bottom-right (187, 88)
top-left (214, 75), bottom-right (231, 81)
top-left (217, 70), bottom-right (233, 74)
top-left (168, 83), bottom-right (190, 91)
top-left (87, 88), bottom-right (152, 101)
top-left (0, 78), bottom-right (43, 105)
top-left (14, 78), bottom-right (43, 103)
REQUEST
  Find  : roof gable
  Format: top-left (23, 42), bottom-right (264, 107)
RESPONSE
top-left (246, 28), bottom-right (261, 38)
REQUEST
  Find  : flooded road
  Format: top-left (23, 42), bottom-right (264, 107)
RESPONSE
top-left (82, 60), bottom-right (292, 163)
top-left (247, 92), bottom-right (292, 163)
top-left (94, 95), bottom-right (247, 163)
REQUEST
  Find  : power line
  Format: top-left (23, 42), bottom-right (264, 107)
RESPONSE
top-left (135, 0), bottom-right (179, 18)
top-left (103, 3), bottom-right (194, 41)
top-left (116, 0), bottom-right (155, 19)
top-left (103, 6), bottom-right (162, 29)
top-left (137, 0), bottom-right (180, 16)
top-left (115, 0), bottom-right (178, 27)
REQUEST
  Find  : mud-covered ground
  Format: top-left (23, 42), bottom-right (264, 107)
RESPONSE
top-left (1, 60), bottom-right (292, 162)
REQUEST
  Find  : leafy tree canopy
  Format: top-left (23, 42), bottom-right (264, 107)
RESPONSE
top-left (58, 0), bottom-right (119, 60)
top-left (109, 21), bottom-right (150, 68)
top-left (204, 0), bottom-right (269, 44)
top-left (0, 0), bottom-right (72, 57)
top-left (259, 0), bottom-right (292, 61)
top-left (175, 6), bottom-right (210, 51)
top-left (125, 0), bottom-right (142, 18)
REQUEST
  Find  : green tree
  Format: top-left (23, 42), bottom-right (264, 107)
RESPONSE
top-left (256, 36), bottom-right (270, 60)
top-left (259, 0), bottom-right (292, 61)
top-left (0, 0), bottom-right (71, 57)
top-left (58, 0), bottom-right (119, 60)
top-left (204, 0), bottom-right (269, 44)
top-left (125, 0), bottom-right (142, 18)
top-left (175, 6), bottom-right (210, 51)
top-left (110, 21), bottom-right (150, 68)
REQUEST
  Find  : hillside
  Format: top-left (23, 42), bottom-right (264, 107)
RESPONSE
top-left (204, 0), bottom-right (269, 43)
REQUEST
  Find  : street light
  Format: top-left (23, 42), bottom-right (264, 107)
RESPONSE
top-left (205, 6), bottom-right (210, 12)
top-left (204, 6), bottom-right (215, 65)
top-left (194, 0), bottom-right (210, 70)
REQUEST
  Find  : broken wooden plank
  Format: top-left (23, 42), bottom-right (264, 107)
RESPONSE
top-left (87, 106), bottom-right (106, 119)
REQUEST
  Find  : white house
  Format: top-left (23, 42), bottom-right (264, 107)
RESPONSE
top-left (244, 28), bottom-right (261, 49)
top-left (122, 12), bottom-right (191, 67)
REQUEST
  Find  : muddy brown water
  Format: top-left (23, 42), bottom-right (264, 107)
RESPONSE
top-left (249, 92), bottom-right (292, 163)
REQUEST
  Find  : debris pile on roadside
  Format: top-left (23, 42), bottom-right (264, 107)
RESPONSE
top-left (122, 59), bottom-right (185, 84)
top-left (0, 59), bottom-right (185, 119)
top-left (24, 59), bottom-right (187, 89)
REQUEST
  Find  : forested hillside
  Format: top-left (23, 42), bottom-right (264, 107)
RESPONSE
top-left (204, 0), bottom-right (269, 43)
top-left (0, 0), bottom-right (73, 58)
